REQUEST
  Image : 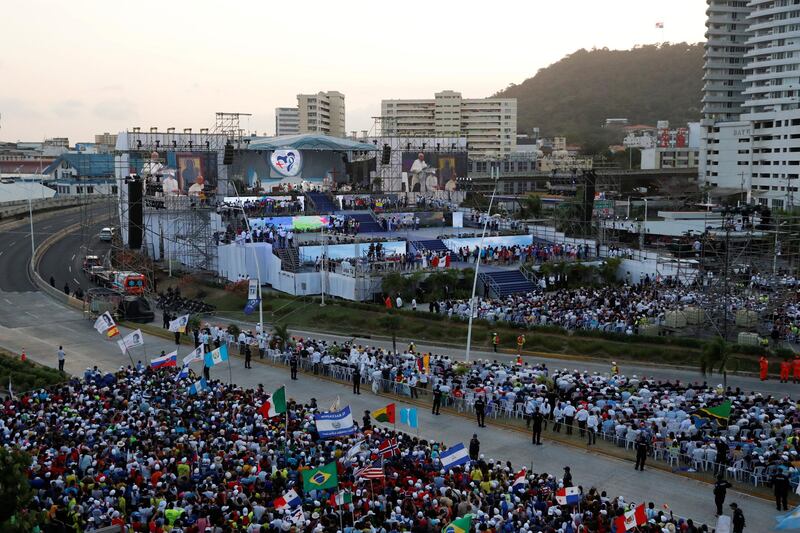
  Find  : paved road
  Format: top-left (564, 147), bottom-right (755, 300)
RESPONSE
top-left (0, 297), bottom-right (783, 532)
top-left (0, 212), bottom-right (793, 530)
top-left (38, 215), bottom-right (111, 295)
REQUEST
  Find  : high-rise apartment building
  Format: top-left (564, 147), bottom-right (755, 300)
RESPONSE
top-left (381, 90), bottom-right (517, 158)
top-left (297, 91), bottom-right (345, 137)
top-left (700, 0), bottom-right (800, 209)
top-left (275, 107), bottom-right (300, 136)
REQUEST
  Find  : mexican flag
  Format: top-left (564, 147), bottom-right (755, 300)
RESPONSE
top-left (329, 490), bottom-right (352, 507)
top-left (372, 402), bottom-right (396, 424)
top-left (442, 514), bottom-right (472, 533)
top-left (260, 386), bottom-right (287, 418)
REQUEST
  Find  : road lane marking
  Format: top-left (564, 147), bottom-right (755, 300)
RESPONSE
top-left (25, 312), bottom-right (39, 319)
top-left (68, 265), bottom-right (72, 272)
top-left (3, 298), bottom-right (11, 305)
top-left (9, 241), bottom-right (15, 246)
top-left (71, 254), bottom-right (76, 260)
top-left (73, 278), bottom-right (80, 285)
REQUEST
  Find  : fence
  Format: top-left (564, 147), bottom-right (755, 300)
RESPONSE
top-left (231, 343), bottom-right (791, 497)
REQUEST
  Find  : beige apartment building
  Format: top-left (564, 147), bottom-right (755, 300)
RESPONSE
top-left (381, 90), bottom-right (516, 157)
top-left (297, 91), bottom-right (346, 137)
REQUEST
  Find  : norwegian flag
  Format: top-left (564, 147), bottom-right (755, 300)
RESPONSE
top-left (511, 468), bottom-right (527, 492)
top-left (378, 438), bottom-right (400, 459)
top-left (354, 460), bottom-right (384, 480)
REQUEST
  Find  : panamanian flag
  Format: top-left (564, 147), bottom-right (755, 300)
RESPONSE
top-left (555, 486), bottom-right (581, 505)
top-left (273, 488), bottom-right (301, 511)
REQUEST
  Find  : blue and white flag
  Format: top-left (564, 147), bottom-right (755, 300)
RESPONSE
top-left (174, 363), bottom-right (190, 382)
top-left (314, 406), bottom-right (356, 439)
top-left (187, 377), bottom-right (209, 395)
top-left (204, 345), bottom-right (229, 367)
top-left (244, 279), bottom-right (259, 315)
top-left (183, 345), bottom-right (205, 366)
top-left (399, 407), bottom-right (418, 429)
top-left (439, 442), bottom-right (469, 469)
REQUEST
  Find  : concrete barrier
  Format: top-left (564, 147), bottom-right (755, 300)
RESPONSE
top-left (0, 195), bottom-right (111, 221)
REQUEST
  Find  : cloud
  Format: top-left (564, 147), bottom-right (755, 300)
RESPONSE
top-left (0, 97), bottom-right (45, 121)
top-left (51, 99), bottom-right (85, 118)
top-left (92, 98), bottom-right (138, 121)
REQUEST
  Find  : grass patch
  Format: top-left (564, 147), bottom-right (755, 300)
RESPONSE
top-left (0, 348), bottom-right (67, 393)
top-left (163, 277), bottom-right (767, 371)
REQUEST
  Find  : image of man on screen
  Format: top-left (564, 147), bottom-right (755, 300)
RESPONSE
top-left (409, 152), bottom-right (428, 192)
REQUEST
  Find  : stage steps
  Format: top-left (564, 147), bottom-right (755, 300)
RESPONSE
top-left (306, 191), bottom-right (336, 214)
top-left (411, 240), bottom-right (450, 253)
top-left (276, 247), bottom-right (301, 273)
top-left (346, 212), bottom-right (384, 233)
top-left (479, 270), bottom-right (537, 298)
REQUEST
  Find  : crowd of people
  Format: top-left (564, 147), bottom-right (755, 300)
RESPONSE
top-left (8, 362), bottom-right (718, 533)
top-left (220, 197), bottom-right (305, 218)
top-left (189, 320), bottom-right (800, 498)
top-left (449, 242), bottom-right (594, 267)
top-left (435, 277), bottom-right (774, 336)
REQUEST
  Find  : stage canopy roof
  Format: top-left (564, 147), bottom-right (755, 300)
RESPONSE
top-left (245, 133), bottom-right (379, 152)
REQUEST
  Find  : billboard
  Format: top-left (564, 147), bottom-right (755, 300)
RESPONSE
top-left (128, 151), bottom-right (218, 192)
top-left (249, 215), bottom-right (329, 231)
top-left (230, 150), bottom-right (345, 185)
top-left (657, 128), bottom-right (689, 149)
top-left (401, 151), bottom-right (467, 192)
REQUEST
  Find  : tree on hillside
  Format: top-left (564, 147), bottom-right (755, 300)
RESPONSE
top-left (272, 323), bottom-right (290, 351)
top-left (494, 42), bottom-right (703, 152)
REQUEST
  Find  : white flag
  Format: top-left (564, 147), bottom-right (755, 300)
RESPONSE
top-left (121, 329), bottom-right (145, 349)
top-left (93, 312), bottom-right (115, 334)
top-left (169, 314), bottom-right (190, 333)
top-left (183, 345), bottom-right (204, 366)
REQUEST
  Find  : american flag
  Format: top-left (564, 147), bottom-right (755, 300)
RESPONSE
top-left (354, 460), bottom-right (384, 480)
top-left (378, 438), bottom-right (400, 459)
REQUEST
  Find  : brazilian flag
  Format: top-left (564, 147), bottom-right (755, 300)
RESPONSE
top-left (442, 514), bottom-right (472, 533)
top-left (302, 461), bottom-right (338, 493)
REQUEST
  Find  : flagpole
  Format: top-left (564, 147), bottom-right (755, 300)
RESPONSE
top-left (338, 508), bottom-right (343, 531)
top-left (123, 345), bottom-right (135, 368)
top-left (227, 346), bottom-right (233, 385)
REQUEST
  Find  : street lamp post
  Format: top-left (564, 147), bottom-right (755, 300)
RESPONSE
top-left (465, 165), bottom-right (501, 363)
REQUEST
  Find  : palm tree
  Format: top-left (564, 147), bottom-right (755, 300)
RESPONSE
top-left (272, 323), bottom-right (290, 351)
top-left (700, 336), bottom-right (738, 388)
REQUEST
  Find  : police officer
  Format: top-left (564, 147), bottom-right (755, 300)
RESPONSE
top-left (432, 385), bottom-right (442, 415)
top-left (289, 354), bottom-right (298, 380)
top-left (634, 434), bottom-right (649, 471)
top-left (531, 411), bottom-right (543, 445)
top-left (772, 467), bottom-right (790, 511)
top-left (730, 502), bottom-right (745, 533)
top-left (713, 474), bottom-right (732, 516)
top-left (362, 410), bottom-right (371, 431)
top-left (244, 343), bottom-right (252, 369)
top-left (352, 366), bottom-right (361, 395)
top-left (474, 396), bottom-right (486, 428)
top-left (469, 434), bottom-right (480, 461)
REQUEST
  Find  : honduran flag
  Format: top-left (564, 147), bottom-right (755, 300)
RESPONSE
top-left (511, 468), bottom-right (527, 492)
top-left (150, 351), bottom-right (178, 370)
top-left (555, 486), bottom-right (581, 506)
top-left (274, 488), bottom-right (301, 511)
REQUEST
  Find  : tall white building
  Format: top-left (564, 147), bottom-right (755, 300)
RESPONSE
top-left (381, 90), bottom-right (517, 158)
top-left (274, 107), bottom-right (300, 136)
top-left (297, 91), bottom-right (346, 138)
top-left (700, 0), bottom-right (800, 209)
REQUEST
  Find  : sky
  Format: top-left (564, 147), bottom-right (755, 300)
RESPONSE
top-left (0, 0), bottom-right (707, 143)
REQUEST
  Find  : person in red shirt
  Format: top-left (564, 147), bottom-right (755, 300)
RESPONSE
top-left (759, 355), bottom-right (769, 381)
top-left (794, 354), bottom-right (800, 384)
top-left (780, 359), bottom-right (792, 383)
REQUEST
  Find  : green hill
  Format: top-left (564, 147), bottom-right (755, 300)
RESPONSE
top-left (494, 43), bottom-right (704, 153)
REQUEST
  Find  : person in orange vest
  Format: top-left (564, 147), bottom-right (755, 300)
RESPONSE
top-left (793, 354), bottom-right (800, 384)
top-left (759, 355), bottom-right (769, 381)
top-left (781, 359), bottom-right (792, 383)
top-left (611, 361), bottom-right (620, 375)
top-left (491, 333), bottom-right (500, 353)
top-left (516, 334), bottom-right (526, 355)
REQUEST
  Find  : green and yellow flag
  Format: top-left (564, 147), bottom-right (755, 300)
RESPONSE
top-left (442, 514), bottom-right (472, 533)
top-left (302, 461), bottom-right (338, 493)
top-left (372, 403), bottom-right (396, 424)
top-left (697, 400), bottom-right (732, 427)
